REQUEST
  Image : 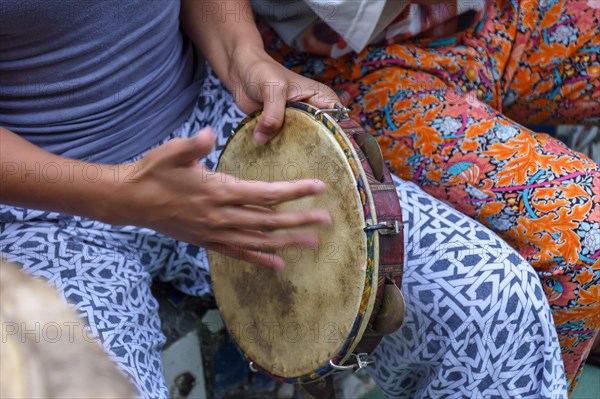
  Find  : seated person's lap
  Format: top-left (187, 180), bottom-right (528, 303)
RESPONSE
top-left (0, 75), bottom-right (567, 397)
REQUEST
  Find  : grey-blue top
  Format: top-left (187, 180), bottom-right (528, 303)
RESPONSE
top-left (0, 0), bottom-right (204, 163)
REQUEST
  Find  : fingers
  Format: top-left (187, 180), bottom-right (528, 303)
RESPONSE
top-left (218, 206), bottom-right (331, 230)
top-left (205, 242), bottom-right (285, 270)
top-left (211, 229), bottom-right (320, 250)
top-left (287, 75), bottom-right (341, 109)
top-left (182, 128), bottom-right (216, 165)
top-left (304, 82), bottom-right (342, 109)
top-left (205, 228), bottom-right (322, 270)
top-left (215, 178), bottom-right (327, 206)
top-left (254, 83), bottom-right (287, 144)
top-left (153, 127), bottom-right (215, 167)
top-left (201, 178), bottom-right (330, 270)
top-left (203, 206), bottom-right (330, 270)
top-left (252, 78), bottom-right (341, 145)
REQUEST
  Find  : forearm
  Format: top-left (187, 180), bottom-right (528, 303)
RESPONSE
top-left (0, 127), bottom-right (129, 223)
top-left (179, 0), bottom-right (340, 139)
top-left (180, 0), bottom-right (264, 88)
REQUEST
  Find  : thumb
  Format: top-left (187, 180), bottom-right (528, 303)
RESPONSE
top-left (254, 84), bottom-right (286, 145)
top-left (155, 127), bottom-right (215, 168)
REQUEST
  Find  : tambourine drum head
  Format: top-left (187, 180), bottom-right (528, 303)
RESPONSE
top-left (209, 108), bottom-right (367, 378)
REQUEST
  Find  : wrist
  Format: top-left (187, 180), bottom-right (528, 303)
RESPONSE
top-left (91, 162), bottom-right (141, 226)
top-left (226, 44), bottom-right (270, 87)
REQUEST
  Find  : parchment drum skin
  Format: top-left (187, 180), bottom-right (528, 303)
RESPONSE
top-left (209, 108), bottom-right (368, 379)
top-left (0, 262), bottom-right (137, 398)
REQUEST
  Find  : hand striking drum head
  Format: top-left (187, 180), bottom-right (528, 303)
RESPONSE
top-left (209, 106), bottom-right (378, 380)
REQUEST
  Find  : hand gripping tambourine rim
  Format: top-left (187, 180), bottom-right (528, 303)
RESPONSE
top-left (209, 102), bottom-right (405, 384)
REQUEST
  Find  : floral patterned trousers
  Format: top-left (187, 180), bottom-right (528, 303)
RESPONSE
top-left (261, 0), bottom-right (600, 393)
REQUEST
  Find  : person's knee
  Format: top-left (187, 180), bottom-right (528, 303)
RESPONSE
top-left (429, 240), bottom-right (553, 344)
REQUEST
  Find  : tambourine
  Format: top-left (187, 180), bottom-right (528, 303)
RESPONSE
top-left (208, 103), bottom-right (406, 386)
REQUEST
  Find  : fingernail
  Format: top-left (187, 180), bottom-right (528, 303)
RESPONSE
top-left (313, 210), bottom-right (332, 226)
top-left (199, 127), bottom-right (216, 139)
top-left (312, 181), bottom-right (327, 193)
top-left (305, 234), bottom-right (320, 246)
top-left (254, 131), bottom-right (270, 145)
top-left (272, 258), bottom-right (285, 271)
